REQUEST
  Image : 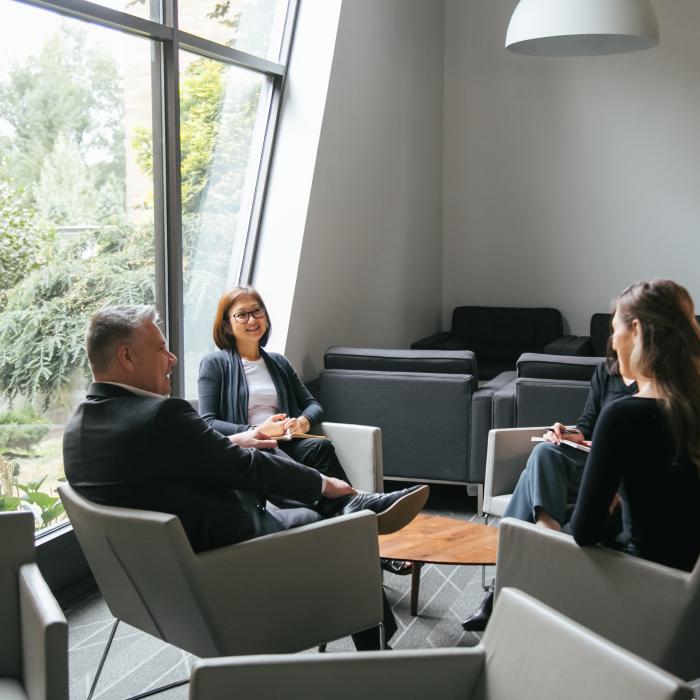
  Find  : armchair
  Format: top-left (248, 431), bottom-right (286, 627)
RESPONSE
top-left (0, 511), bottom-right (68, 700)
top-left (320, 347), bottom-right (515, 511)
top-left (492, 353), bottom-right (602, 429)
top-left (187, 398), bottom-right (383, 494)
top-left (188, 587), bottom-right (693, 700)
top-left (495, 518), bottom-right (700, 681)
top-left (59, 484), bottom-right (384, 700)
top-left (545, 313), bottom-right (700, 357)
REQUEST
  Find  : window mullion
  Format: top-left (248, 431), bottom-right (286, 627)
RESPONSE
top-left (161, 0), bottom-right (185, 397)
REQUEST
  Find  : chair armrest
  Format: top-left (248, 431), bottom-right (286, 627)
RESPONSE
top-left (190, 648), bottom-right (485, 699)
top-left (482, 427), bottom-right (549, 515)
top-left (319, 422), bottom-right (383, 493)
top-left (410, 331), bottom-right (451, 349)
top-left (495, 519), bottom-right (698, 679)
top-left (191, 512), bottom-right (383, 655)
top-left (19, 564), bottom-right (68, 700)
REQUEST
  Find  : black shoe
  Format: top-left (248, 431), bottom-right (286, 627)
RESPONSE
top-left (380, 558), bottom-right (413, 576)
top-left (342, 485), bottom-right (429, 535)
top-left (461, 589), bottom-right (494, 632)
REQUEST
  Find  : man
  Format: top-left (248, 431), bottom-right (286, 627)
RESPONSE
top-left (63, 305), bottom-right (428, 649)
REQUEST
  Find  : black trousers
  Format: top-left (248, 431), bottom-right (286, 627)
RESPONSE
top-left (277, 437), bottom-right (350, 483)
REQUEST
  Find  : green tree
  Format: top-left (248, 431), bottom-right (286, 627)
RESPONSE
top-left (0, 224), bottom-right (154, 407)
top-left (0, 181), bottom-right (52, 298)
top-left (0, 24), bottom-right (125, 202)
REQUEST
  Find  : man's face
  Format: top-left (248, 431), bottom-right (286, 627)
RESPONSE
top-left (127, 321), bottom-right (177, 396)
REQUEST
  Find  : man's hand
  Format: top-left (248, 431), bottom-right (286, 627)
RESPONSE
top-left (257, 414), bottom-right (291, 437)
top-left (544, 422), bottom-right (586, 446)
top-left (322, 477), bottom-right (357, 499)
top-left (229, 428), bottom-right (277, 449)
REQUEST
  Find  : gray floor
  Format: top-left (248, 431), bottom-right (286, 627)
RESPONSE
top-left (66, 484), bottom-right (490, 700)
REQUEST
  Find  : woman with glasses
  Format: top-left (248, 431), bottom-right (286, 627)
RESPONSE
top-left (198, 287), bottom-right (418, 581)
top-left (198, 286), bottom-right (344, 482)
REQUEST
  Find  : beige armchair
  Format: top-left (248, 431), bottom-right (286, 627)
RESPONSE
top-left (59, 484), bottom-right (384, 700)
top-left (188, 587), bottom-right (693, 700)
top-left (482, 426), bottom-right (556, 517)
top-left (187, 397), bottom-right (384, 494)
top-left (0, 511), bottom-right (68, 700)
top-left (495, 518), bottom-right (700, 681)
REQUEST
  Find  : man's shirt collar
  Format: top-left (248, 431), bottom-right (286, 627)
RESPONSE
top-left (99, 381), bottom-right (166, 400)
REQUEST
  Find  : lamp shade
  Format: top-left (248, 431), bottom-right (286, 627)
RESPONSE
top-left (506, 0), bottom-right (659, 56)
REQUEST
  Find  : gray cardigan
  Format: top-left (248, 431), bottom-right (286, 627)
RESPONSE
top-left (197, 348), bottom-right (323, 435)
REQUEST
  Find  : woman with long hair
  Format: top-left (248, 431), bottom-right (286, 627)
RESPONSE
top-left (570, 279), bottom-right (700, 571)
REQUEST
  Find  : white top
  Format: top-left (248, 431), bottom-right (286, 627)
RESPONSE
top-left (242, 357), bottom-right (279, 426)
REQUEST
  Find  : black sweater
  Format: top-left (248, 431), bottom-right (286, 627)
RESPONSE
top-left (571, 397), bottom-right (700, 572)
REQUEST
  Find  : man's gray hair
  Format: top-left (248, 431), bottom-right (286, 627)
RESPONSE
top-left (86, 305), bottom-right (159, 374)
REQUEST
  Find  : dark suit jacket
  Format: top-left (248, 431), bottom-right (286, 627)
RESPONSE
top-left (63, 383), bottom-right (323, 552)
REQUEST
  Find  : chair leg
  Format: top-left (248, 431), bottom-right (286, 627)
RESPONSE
top-left (87, 618), bottom-right (189, 700)
top-left (379, 622), bottom-right (386, 650)
top-left (87, 619), bottom-right (120, 700)
top-left (318, 643), bottom-right (328, 653)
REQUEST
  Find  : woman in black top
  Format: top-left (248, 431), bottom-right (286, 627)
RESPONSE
top-left (570, 279), bottom-right (700, 572)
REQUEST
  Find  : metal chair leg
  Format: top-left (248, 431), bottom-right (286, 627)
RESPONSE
top-left (87, 618), bottom-right (189, 700)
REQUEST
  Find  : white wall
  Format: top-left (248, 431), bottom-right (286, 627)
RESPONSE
top-left (443, 0), bottom-right (700, 335)
top-left (281, 0), bottom-right (444, 378)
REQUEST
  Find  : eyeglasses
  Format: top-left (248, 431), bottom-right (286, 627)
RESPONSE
top-left (229, 306), bottom-right (266, 324)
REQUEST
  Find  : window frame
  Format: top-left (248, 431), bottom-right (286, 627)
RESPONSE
top-left (5, 0), bottom-right (298, 590)
top-left (11, 0), bottom-right (297, 399)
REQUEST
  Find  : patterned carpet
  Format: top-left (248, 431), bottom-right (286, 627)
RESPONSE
top-left (65, 484), bottom-right (490, 700)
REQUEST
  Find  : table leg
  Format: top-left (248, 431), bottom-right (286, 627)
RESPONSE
top-left (410, 562), bottom-right (423, 616)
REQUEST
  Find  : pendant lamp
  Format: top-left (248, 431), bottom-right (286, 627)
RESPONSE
top-left (506, 0), bottom-right (659, 56)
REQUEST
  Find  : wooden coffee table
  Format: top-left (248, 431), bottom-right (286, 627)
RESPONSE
top-left (379, 513), bottom-right (498, 616)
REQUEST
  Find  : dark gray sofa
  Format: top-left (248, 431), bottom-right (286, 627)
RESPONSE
top-left (319, 347), bottom-right (515, 510)
top-left (411, 306), bottom-right (564, 380)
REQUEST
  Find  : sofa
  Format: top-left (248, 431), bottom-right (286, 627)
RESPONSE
top-left (319, 347), bottom-right (515, 511)
top-left (411, 306), bottom-right (564, 379)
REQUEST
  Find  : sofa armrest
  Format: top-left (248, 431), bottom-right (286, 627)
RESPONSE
top-left (19, 564), bottom-right (68, 700)
top-left (561, 336), bottom-right (594, 356)
top-left (410, 331), bottom-right (451, 349)
top-left (482, 427), bottom-right (549, 516)
top-left (543, 335), bottom-right (577, 354)
top-left (319, 422), bottom-right (383, 493)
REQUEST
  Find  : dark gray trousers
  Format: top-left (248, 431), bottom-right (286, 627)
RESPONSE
top-left (503, 441), bottom-right (588, 526)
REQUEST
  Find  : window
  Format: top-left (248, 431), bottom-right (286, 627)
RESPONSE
top-left (0, 0), bottom-right (296, 533)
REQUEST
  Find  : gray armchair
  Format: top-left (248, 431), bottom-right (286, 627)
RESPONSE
top-left (59, 484), bottom-right (384, 699)
top-left (188, 587), bottom-right (693, 700)
top-left (0, 511), bottom-right (68, 700)
top-left (496, 518), bottom-right (700, 681)
top-left (492, 353), bottom-right (603, 429)
top-left (320, 347), bottom-right (515, 511)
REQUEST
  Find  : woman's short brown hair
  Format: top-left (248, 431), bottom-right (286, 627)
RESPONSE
top-left (212, 286), bottom-right (271, 350)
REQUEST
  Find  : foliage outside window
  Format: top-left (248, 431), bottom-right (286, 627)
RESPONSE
top-left (0, 0), bottom-right (291, 532)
